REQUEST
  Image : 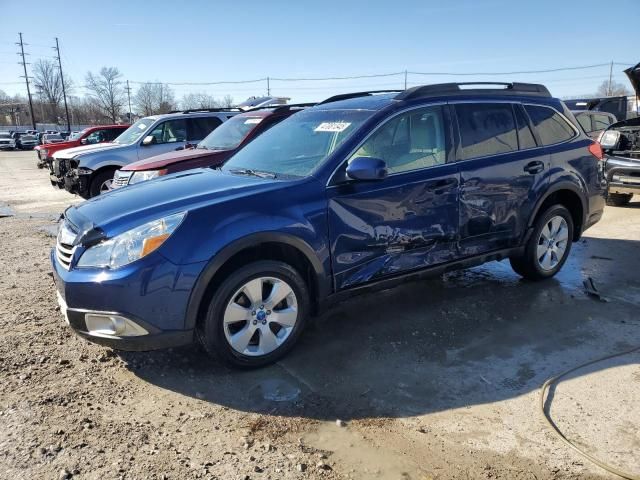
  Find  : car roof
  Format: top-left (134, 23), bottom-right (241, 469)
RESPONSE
top-left (312, 93), bottom-right (398, 111)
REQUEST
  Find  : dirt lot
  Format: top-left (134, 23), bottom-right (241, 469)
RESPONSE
top-left (0, 150), bottom-right (638, 480)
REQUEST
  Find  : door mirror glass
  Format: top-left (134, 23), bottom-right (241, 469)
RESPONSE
top-left (599, 130), bottom-right (620, 150)
top-left (142, 135), bottom-right (156, 146)
top-left (346, 156), bottom-right (388, 181)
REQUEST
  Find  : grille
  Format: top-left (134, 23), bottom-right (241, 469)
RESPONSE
top-left (56, 222), bottom-right (77, 269)
top-left (112, 170), bottom-right (132, 188)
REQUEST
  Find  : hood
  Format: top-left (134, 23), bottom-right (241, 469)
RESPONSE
top-left (123, 147), bottom-right (231, 171)
top-left (624, 62), bottom-right (640, 96)
top-left (54, 142), bottom-right (121, 159)
top-left (65, 168), bottom-right (279, 236)
top-left (606, 115), bottom-right (640, 131)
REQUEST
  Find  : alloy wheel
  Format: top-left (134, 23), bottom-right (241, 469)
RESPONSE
top-left (536, 215), bottom-right (569, 271)
top-left (223, 276), bottom-right (298, 357)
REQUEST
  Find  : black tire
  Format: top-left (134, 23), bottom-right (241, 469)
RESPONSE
top-left (606, 193), bottom-right (632, 207)
top-left (510, 205), bottom-right (574, 281)
top-left (88, 169), bottom-right (116, 198)
top-left (197, 260), bottom-right (310, 368)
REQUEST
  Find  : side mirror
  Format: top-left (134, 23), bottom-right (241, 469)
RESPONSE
top-left (599, 130), bottom-right (620, 150)
top-left (142, 135), bottom-right (156, 146)
top-left (346, 156), bottom-right (388, 181)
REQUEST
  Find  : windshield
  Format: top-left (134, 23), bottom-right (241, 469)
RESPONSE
top-left (113, 118), bottom-right (155, 145)
top-left (199, 115), bottom-right (264, 151)
top-left (46, 134), bottom-right (63, 140)
top-left (22, 135), bottom-right (35, 140)
top-left (222, 109), bottom-right (372, 178)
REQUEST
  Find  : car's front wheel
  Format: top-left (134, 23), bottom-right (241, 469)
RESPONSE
top-left (606, 192), bottom-right (633, 207)
top-left (510, 205), bottom-right (574, 280)
top-left (197, 260), bottom-right (310, 368)
top-left (88, 169), bottom-right (116, 198)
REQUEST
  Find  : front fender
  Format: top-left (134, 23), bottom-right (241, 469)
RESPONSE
top-left (183, 231), bottom-right (331, 330)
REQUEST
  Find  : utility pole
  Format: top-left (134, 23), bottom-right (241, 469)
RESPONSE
top-left (17, 32), bottom-right (36, 130)
top-left (607, 60), bottom-right (613, 96)
top-left (404, 70), bottom-right (408, 90)
top-left (54, 37), bottom-right (71, 133)
top-left (266, 77), bottom-right (270, 96)
top-left (125, 80), bottom-right (132, 123)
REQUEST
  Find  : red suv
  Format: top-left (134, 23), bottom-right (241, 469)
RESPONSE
top-left (36, 125), bottom-right (129, 169)
top-left (111, 105), bottom-right (312, 188)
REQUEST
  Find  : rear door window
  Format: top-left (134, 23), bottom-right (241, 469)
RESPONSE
top-left (592, 113), bottom-right (613, 131)
top-left (575, 114), bottom-right (593, 133)
top-left (524, 105), bottom-right (576, 146)
top-left (455, 103), bottom-right (518, 160)
top-left (188, 117), bottom-right (223, 141)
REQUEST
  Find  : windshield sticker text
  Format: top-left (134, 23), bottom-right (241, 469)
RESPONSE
top-left (314, 122), bottom-right (351, 133)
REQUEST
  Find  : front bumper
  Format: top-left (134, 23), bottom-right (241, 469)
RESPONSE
top-left (51, 249), bottom-right (206, 351)
top-left (49, 158), bottom-right (90, 196)
top-left (605, 155), bottom-right (640, 195)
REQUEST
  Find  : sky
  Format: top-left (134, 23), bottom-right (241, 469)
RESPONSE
top-left (0, 0), bottom-right (638, 105)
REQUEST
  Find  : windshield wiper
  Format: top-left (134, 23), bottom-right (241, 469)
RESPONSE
top-left (229, 168), bottom-right (276, 179)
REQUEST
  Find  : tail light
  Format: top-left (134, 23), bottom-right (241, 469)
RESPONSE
top-left (588, 142), bottom-right (603, 160)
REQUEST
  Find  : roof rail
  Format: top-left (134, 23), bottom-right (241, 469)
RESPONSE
top-left (244, 102), bottom-right (317, 113)
top-left (396, 82), bottom-right (551, 101)
top-left (318, 90), bottom-right (403, 105)
top-left (167, 107), bottom-right (243, 114)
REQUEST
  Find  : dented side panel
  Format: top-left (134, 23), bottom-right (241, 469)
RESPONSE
top-left (458, 149), bottom-right (550, 256)
top-left (327, 164), bottom-right (460, 290)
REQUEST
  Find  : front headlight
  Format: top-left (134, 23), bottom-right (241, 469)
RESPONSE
top-left (129, 169), bottom-right (167, 185)
top-left (77, 212), bottom-right (185, 269)
top-left (41, 149), bottom-right (49, 158)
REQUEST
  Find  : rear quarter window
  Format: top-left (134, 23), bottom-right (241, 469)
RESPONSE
top-left (525, 105), bottom-right (576, 146)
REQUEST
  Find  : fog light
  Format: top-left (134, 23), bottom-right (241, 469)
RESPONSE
top-left (612, 174), bottom-right (621, 182)
top-left (84, 313), bottom-right (148, 337)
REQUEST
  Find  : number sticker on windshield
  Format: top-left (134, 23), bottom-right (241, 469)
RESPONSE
top-left (314, 122), bottom-right (351, 133)
top-left (244, 118), bottom-right (262, 124)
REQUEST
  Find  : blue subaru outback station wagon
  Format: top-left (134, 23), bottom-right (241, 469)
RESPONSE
top-left (52, 82), bottom-right (606, 367)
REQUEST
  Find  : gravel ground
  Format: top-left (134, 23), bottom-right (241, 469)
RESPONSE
top-left (0, 150), bottom-right (638, 480)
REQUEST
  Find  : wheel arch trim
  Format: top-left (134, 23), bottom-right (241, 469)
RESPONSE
top-left (184, 232), bottom-right (330, 330)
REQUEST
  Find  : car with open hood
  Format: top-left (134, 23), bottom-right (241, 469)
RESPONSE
top-left (111, 104), bottom-right (313, 189)
top-left (599, 62), bottom-right (640, 206)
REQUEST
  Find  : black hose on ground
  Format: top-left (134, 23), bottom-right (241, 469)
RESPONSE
top-left (540, 345), bottom-right (640, 480)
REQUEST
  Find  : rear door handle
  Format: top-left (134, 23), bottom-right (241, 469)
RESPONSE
top-left (524, 161), bottom-right (544, 174)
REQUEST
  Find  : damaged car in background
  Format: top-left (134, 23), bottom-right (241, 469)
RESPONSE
top-left (601, 62), bottom-right (640, 206)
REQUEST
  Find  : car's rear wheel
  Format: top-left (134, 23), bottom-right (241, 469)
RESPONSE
top-left (510, 205), bottom-right (573, 280)
top-left (197, 260), bottom-right (310, 368)
top-left (89, 169), bottom-right (116, 198)
top-left (606, 192), bottom-right (632, 207)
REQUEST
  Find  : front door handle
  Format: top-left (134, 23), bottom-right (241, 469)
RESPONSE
top-left (524, 161), bottom-right (544, 174)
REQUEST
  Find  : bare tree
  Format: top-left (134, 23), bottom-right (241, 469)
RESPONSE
top-left (85, 67), bottom-right (126, 123)
top-left (221, 94), bottom-right (235, 108)
top-left (180, 92), bottom-right (221, 110)
top-left (135, 83), bottom-right (176, 115)
top-left (596, 80), bottom-right (632, 97)
top-left (32, 59), bottom-right (66, 122)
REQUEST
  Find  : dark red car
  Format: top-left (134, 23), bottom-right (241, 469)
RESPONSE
top-left (36, 125), bottom-right (129, 169)
top-left (111, 105), bottom-right (313, 189)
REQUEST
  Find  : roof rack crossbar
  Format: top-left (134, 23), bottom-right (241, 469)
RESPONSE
top-left (319, 90), bottom-right (403, 105)
top-left (167, 107), bottom-right (243, 114)
top-left (395, 82), bottom-right (551, 101)
top-left (244, 102), bottom-right (317, 113)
